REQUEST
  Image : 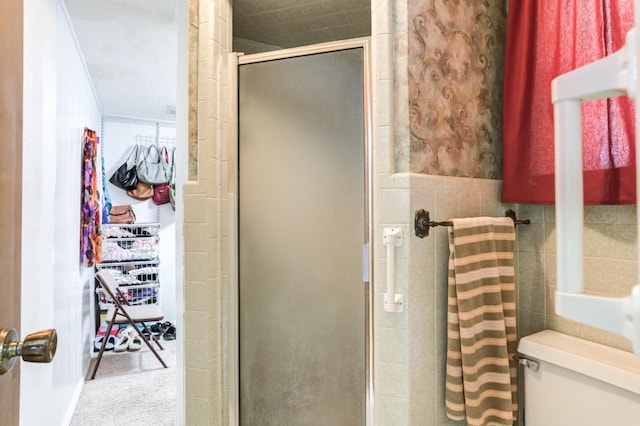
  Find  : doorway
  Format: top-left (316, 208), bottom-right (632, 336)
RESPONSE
top-left (236, 39), bottom-right (372, 425)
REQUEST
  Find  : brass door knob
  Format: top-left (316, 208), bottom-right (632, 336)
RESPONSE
top-left (0, 328), bottom-right (57, 375)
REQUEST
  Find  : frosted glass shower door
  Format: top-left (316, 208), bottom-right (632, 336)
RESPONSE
top-left (238, 47), bottom-right (366, 425)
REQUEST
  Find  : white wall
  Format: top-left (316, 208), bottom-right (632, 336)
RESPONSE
top-left (102, 117), bottom-right (177, 322)
top-left (21, 1), bottom-right (102, 425)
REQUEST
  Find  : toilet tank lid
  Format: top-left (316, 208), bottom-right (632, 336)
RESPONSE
top-left (518, 330), bottom-right (640, 395)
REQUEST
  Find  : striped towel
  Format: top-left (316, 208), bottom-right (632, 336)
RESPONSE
top-left (445, 217), bottom-right (518, 426)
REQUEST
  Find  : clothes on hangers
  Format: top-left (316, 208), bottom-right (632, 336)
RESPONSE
top-left (81, 127), bottom-right (103, 266)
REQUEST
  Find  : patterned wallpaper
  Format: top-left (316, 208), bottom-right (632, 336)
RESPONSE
top-left (406, 0), bottom-right (507, 179)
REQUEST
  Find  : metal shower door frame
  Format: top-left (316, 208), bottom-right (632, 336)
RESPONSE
top-left (227, 37), bottom-right (373, 425)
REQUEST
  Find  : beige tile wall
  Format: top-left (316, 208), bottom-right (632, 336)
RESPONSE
top-left (184, 0), bottom-right (232, 424)
top-left (184, 1), bottom-right (402, 424)
top-left (403, 177), bottom-right (638, 425)
top-left (377, 1), bottom-right (509, 424)
top-left (519, 204), bottom-right (636, 352)
top-left (185, 2), bottom-right (405, 424)
top-left (372, 0), bottom-right (413, 423)
top-left (408, 174), bottom-right (525, 425)
top-left (184, 0), bottom-right (448, 424)
top-left (393, 0), bottom-right (636, 422)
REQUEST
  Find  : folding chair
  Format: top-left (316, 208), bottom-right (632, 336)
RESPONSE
top-left (90, 270), bottom-right (167, 379)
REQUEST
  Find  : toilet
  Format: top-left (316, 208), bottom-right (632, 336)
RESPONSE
top-left (518, 330), bottom-right (640, 426)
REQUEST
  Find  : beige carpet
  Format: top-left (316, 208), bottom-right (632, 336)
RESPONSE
top-left (70, 339), bottom-right (176, 426)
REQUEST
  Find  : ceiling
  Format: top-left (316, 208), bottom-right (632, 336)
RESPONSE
top-left (64, 0), bottom-right (179, 122)
top-left (233, 0), bottom-right (370, 51)
top-left (63, 0), bottom-right (370, 121)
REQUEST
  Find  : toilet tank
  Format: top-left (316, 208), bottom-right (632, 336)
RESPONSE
top-left (518, 330), bottom-right (640, 426)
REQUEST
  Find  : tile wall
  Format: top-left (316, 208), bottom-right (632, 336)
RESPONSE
top-left (395, 0), bottom-right (636, 421)
top-left (183, 0), bottom-right (232, 424)
top-left (184, 1), bottom-right (401, 424)
top-left (371, 0), bottom-right (413, 423)
top-left (183, 1), bottom-right (637, 425)
top-left (407, 175), bottom-right (523, 425)
top-left (402, 180), bottom-right (638, 426)
top-left (518, 203), bottom-right (636, 351)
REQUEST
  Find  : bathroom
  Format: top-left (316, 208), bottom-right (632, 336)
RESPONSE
top-left (3, 0), bottom-right (638, 424)
top-left (182, 0), bottom-right (640, 424)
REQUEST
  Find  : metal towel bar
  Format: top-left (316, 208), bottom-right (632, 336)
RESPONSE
top-left (414, 209), bottom-right (530, 238)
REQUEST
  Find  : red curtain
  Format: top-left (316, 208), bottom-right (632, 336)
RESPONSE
top-left (501, 0), bottom-right (636, 204)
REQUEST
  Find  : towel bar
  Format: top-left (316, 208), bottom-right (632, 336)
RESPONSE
top-left (413, 209), bottom-right (530, 238)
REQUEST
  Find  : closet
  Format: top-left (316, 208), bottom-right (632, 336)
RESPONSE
top-left (92, 116), bottom-right (177, 348)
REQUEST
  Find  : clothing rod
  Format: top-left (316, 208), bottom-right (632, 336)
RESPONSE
top-left (102, 114), bottom-right (177, 126)
top-left (414, 209), bottom-right (530, 238)
top-left (133, 135), bottom-right (176, 146)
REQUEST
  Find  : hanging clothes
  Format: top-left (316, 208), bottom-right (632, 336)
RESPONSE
top-left (101, 149), bottom-right (113, 224)
top-left (80, 127), bottom-right (103, 266)
top-left (501, 0), bottom-right (636, 204)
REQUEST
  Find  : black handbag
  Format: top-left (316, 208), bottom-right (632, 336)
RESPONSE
top-left (109, 145), bottom-right (139, 190)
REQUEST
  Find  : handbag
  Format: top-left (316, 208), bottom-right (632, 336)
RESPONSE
top-left (126, 181), bottom-right (154, 201)
top-left (109, 145), bottom-right (139, 190)
top-left (137, 145), bottom-right (170, 185)
top-left (168, 148), bottom-right (176, 210)
top-left (109, 205), bottom-right (136, 224)
top-left (152, 183), bottom-right (170, 205)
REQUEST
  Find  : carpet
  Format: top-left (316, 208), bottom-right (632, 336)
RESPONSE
top-left (70, 339), bottom-right (176, 426)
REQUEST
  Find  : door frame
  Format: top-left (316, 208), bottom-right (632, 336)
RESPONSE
top-left (0, 0), bottom-right (23, 423)
top-left (227, 37), bottom-right (373, 425)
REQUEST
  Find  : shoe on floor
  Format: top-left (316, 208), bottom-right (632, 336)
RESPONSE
top-left (114, 333), bottom-right (131, 352)
top-left (150, 322), bottom-right (164, 338)
top-left (128, 334), bottom-right (143, 351)
top-left (163, 324), bottom-right (176, 341)
top-left (94, 334), bottom-right (117, 351)
top-left (105, 335), bottom-right (116, 351)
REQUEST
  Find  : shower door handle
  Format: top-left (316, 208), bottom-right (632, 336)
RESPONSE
top-left (362, 243), bottom-right (370, 282)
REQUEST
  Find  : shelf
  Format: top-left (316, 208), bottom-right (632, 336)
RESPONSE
top-left (96, 282), bottom-right (160, 310)
top-left (103, 222), bottom-right (160, 238)
top-left (95, 223), bottom-right (162, 313)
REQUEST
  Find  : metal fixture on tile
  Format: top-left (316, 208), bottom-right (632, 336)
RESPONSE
top-left (383, 227), bottom-right (403, 312)
top-left (513, 353), bottom-right (539, 372)
top-left (413, 209), bottom-right (531, 238)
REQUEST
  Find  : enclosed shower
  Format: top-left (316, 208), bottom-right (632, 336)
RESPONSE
top-left (235, 40), bottom-right (372, 424)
